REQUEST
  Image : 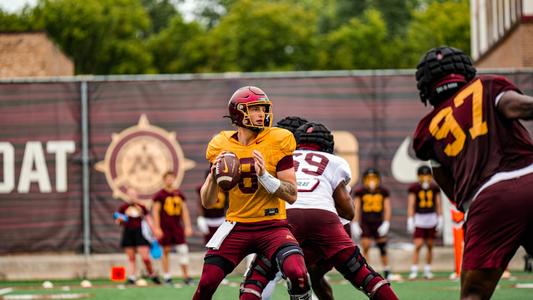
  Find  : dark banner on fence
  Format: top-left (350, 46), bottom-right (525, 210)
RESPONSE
top-left (1, 71), bottom-right (532, 254)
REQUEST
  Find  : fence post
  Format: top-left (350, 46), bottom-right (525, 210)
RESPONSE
top-left (81, 81), bottom-right (91, 256)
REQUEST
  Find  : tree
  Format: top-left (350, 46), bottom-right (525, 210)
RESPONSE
top-left (148, 15), bottom-right (206, 73)
top-left (141, 0), bottom-right (180, 34)
top-left (319, 9), bottom-right (392, 69)
top-left (400, 0), bottom-right (470, 68)
top-left (33, 0), bottom-right (154, 74)
top-left (201, 0), bottom-right (318, 72)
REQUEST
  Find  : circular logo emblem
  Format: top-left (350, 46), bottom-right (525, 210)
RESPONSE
top-left (96, 114), bottom-right (195, 201)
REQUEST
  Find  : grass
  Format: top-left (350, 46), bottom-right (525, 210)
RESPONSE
top-left (1, 271), bottom-right (532, 299)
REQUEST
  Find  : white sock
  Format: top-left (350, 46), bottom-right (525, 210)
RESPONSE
top-left (411, 265), bottom-right (418, 273)
top-left (163, 273), bottom-right (171, 280)
top-left (128, 275), bottom-right (136, 281)
top-left (424, 265), bottom-right (431, 272)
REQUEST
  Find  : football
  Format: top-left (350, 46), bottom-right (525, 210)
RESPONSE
top-left (215, 152), bottom-right (241, 191)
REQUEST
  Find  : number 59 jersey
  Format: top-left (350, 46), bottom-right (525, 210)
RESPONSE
top-left (413, 75), bottom-right (533, 210)
top-left (287, 150), bottom-right (351, 215)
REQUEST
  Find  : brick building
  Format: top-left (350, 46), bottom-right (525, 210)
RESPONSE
top-left (471, 0), bottom-right (533, 68)
top-left (0, 31), bottom-right (74, 78)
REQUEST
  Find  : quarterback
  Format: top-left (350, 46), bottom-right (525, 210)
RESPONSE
top-left (192, 86), bottom-right (310, 300)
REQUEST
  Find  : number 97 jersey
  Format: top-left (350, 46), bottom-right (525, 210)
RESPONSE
top-left (287, 150), bottom-right (351, 215)
top-left (413, 75), bottom-right (533, 211)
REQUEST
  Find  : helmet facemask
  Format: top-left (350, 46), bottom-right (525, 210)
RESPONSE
top-left (236, 102), bottom-right (273, 131)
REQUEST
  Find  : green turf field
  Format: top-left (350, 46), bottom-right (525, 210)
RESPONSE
top-left (1, 272), bottom-right (532, 299)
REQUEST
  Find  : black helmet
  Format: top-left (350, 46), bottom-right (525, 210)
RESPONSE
top-left (294, 122), bottom-right (334, 154)
top-left (363, 168), bottom-right (380, 180)
top-left (276, 116), bottom-right (308, 134)
top-left (416, 46), bottom-right (476, 106)
top-left (417, 165), bottom-right (432, 176)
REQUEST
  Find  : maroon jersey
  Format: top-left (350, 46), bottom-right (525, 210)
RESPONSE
top-left (153, 188), bottom-right (186, 231)
top-left (408, 183), bottom-right (440, 214)
top-left (413, 75), bottom-right (533, 211)
top-left (353, 187), bottom-right (389, 224)
top-left (196, 186), bottom-right (227, 219)
top-left (118, 203), bottom-right (148, 229)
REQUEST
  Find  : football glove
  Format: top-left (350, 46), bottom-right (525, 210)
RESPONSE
top-left (407, 217), bottom-right (415, 234)
top-left (197, 216), bottom-right (209, 234)
top-left (377, 221), bottom-right (390, 237)
top-left (351, 222), bottom-right (362, 240)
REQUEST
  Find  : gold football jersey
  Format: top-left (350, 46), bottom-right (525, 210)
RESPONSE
top-left (206, 127), bottom-right (296, 222)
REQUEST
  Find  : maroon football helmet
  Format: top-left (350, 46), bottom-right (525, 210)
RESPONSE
top-left (227, 86), bottom-right (273, 130)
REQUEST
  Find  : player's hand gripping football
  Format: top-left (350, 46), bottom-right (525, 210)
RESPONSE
top-left (252, 150), bottom-right (265, 176)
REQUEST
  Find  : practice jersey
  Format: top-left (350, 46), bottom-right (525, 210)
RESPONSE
top-left (353, 187), bottom-right (389, 224)
top-left (153, 189), bottom-right (186, 230)
top-left (408, 182), bottom-right (440, 214)
top-left (206, 127), bottom-right (296, 223)
top-left (287, 150), bottom-right (351, 215)
top-left (196, 186), bottom-right (227, 219)
top-left (118, 203), bottom-right (148, 229)
top-left (413, 75), bottom-right (533, 211)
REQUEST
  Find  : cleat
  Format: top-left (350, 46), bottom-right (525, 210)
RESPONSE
top-left (408, 271), bottom-right (418, 280)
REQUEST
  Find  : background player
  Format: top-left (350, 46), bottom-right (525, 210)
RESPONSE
top-left (413, 46), bottom-right (533, 299)
top-left (351, 168), bottom-right (392, 279)
top-left (193, 86), bottom-right (310, 300)
top-left (196, 171), bottom-right (228, 245)
top-left (115, 188), bottom-right (160, 284)
top-left (406, 165), bottom-right (442, 280)
top-left (241, 122), bottom-right (398, 299)
top-left (152, 171), bottom-right (193, 285)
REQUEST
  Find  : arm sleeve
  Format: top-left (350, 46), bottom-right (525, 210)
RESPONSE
top-left (276, 155), bottom-right (294, 172)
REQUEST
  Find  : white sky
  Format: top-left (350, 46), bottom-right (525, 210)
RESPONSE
top-left (0, 0), bottom-right (38, 12)
top-left (0, 0), bottom-right (196, 21)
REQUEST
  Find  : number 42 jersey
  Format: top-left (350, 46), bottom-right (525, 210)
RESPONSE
top-left (413, 75), bottom-right (533, 210)
top-left (287, 149), bottom-right (351, 215)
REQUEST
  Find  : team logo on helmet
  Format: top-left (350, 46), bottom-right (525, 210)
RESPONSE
top-left (295, 122), bottom-right (334, 154)
top-left (95, 114), bottom-right (196, 201)
top-left (227, 86), bottom-right (273, 131)
top-left (415, 46), bottom-right (477, 106)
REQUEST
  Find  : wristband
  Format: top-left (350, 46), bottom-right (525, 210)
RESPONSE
top-left (257, 171), bottom-right (281, 194)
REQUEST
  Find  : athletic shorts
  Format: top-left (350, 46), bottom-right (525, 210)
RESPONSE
top-left (121, 227), bottom-right (150, 248)
top-left (288, 209), bottom-right (354, 265)
top-left (463, 172), bottom-right (533, 270)
top-left (361, 221), bottom-right (385, 239)
top-left (205, 219), bottom-right (300, 268)
top-left (160, 225), bottom-right (185, 246)
top-left (414, 227), bottom-right (436, 240)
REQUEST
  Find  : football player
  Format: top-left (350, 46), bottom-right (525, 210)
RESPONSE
top-left (196, 171), bottom-right (228, 245)
top-left (407, 165), bottom-right (443, 279)
top-left (193, 86), bottom-right (311, 300)
top-left (152, 171), bottom-right (193, 285)
top-left (241, 122), bottom-right (399, 299)
top-left (351, 168), bottom-right (392, 279)
top-left (413, 46), bottom-right (533, 299)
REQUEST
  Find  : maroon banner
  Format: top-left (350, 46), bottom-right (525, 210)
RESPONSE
top-left (0, 82), bottom-right (82, 254)
top-left (1, 71), bottom-right (532, 254)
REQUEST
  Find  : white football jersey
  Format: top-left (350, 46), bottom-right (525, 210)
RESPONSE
top-left (287, 150), bottom-right (351, 217)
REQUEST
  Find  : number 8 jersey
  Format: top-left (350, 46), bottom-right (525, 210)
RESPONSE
top-left (413, 75), bottom-right (533, 211)
top-left (287, 149), bottom-right (351, 215)
top-left (206, 127), bottom-right (296, 223)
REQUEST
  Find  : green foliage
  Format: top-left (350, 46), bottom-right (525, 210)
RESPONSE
top-left (401, 0), bottom-right (470, 68)
top-left (32, 0), bottom-right (153, 74)
top-left (320, 9), bottom-right (391, 69)
top-left (0, 0), bottom-right (472, 74)
top-left (202, 0), bottom-right (318, 72)
top-left (148, 15), bottom-right (205, 73)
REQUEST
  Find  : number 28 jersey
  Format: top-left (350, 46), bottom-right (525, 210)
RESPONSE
top-left (413, 75), bottom-right (533, 210)
top-left (286, 150), bottom-right (351, 214)
top-left (206, 127), bottom-right (296, 223)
